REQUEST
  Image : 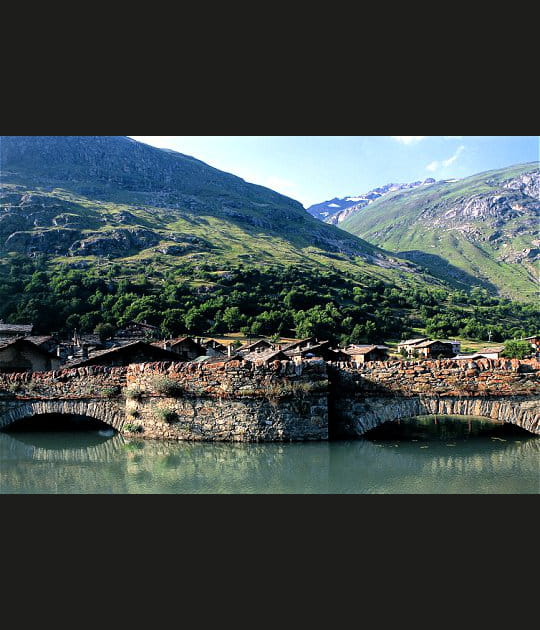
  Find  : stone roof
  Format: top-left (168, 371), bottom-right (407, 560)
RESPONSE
top-left (0, 323), bottom-right (34, 335)
top-left (238, 339), bottom-right (273, 353)
top-left (344, 345), bottom-right (389, 355)
top-left (414, 340), bottom-right (453, 349)
top-left (477, 346), bottom-right (505, 353)
top-left (0, 338), bottom-right (57, 358)
top-left (242, 349), bottom-right (288, 363)
top-left (398, 337), bottom-right (429, 346)
top-left (65, 341), bottom-right (180, 367)
top-left (24, 335), bottom-right (55, 347)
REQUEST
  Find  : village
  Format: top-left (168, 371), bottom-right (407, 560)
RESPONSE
top-left (0, 319), bottom-right (539, 375)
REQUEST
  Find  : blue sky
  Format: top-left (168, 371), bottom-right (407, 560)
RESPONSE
top-left (129, 136), bottom-right (539, 208)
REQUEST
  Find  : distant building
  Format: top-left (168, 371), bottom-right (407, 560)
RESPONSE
top-left (0, 339), bottom-right (61, 373)
top-left (114, 321), bottom-right (160, 341)
top-left (412, 340), bottom-right (455, 359)
top-left (343, 345), bottom-right (390, 363)
top-left (24, 335), bottom-right (58, 354)
top-left (238, 339), bottom-right (274, 354)
top-left (153, 337), bottom-right (207, 361)
top-left (523, 336), bottom-right (540, 354)
top-left (242, 348), bottom-right (289, 364)
top-left (438, 340), bottom-right (461, 354)
top-left (0, 322), bottom-right (35, 340)
top-left (281, 337), bottom-right (320, 352)
top-left (201, 338), bottom-right (229, 357)
top-left (66, 341), bottom-right (180, 368)
top-left (286, 342), bottom-right (348, 363)
top-left (397, 338), bottom-right (429, 356)
top-left (476, 346), bottom-right (506, 359)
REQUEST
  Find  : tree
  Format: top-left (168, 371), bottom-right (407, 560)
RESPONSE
top-left (501, 340), bottom-right (532, 359)
top-left (94, 323), bottom-right (116, 343)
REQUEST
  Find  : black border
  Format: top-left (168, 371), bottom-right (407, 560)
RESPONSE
top-left (1, 68), bottom-right (537, 600)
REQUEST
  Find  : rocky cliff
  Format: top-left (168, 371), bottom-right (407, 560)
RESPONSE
top-left (340, 163), bottom-right (540, 300)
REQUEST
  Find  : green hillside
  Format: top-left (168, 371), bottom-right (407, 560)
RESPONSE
top-left (0, 135), bottom-right (433, 290)
top-left (341, 163), bottom-right (539, 301)
top-left (0, 138), bottom-right (537, 344)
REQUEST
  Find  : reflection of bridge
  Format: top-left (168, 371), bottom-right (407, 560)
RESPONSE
top-left (0, 357), bottom-right (539, 440)
top-left (0, 432), bottom-right (128, 463)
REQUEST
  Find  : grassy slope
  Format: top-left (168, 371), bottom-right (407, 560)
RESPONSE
top-left (0, 183), bottom-right (440, 293)
top-left (341, 163), bottom-right (539, 300)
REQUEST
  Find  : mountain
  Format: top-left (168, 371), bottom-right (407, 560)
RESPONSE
top-left (340, 163), bottom-right (540, 300)
top-left (307, 179), bottom-right (437, 224)
top-left (0, 135), bottom-right (425, 286)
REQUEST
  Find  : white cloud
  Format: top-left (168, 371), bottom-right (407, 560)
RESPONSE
top-left (443, 136), bottom-right (463, 140)
top-left (390, 136), bottom-right (427, 144)
top-left (426, 145), bottom-right (465, 172)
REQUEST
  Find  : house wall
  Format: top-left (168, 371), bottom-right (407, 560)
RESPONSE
top-left (0, 346), bottom-right (59, 373)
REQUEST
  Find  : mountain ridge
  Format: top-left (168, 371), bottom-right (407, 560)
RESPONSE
top-left (0, 135), bottom-right (429, 288)
top-left (340, 162), bottom-right (539, 300)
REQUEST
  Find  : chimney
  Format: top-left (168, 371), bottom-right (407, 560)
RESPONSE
top-left (164, 342), bottom-right (171, 351)
top-left (82, 344), bottom-right (89, 359)
top-left (56, 345), bottom-right (62, 358)
top-left (228, 344), bottom-right (232, 357)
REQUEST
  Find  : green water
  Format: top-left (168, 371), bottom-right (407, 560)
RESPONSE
top-left (1, 417), bottom-right (538, 494)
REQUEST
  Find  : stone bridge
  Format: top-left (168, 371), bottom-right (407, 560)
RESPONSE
top-left (328, 358), bottom-right (540, 437)
top-left (0, 357), bottom-right (538, 440)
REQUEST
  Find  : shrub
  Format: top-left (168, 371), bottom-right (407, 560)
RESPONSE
top-left (125, 385), bottom-right (143, 401)
top-left (501, 340), bottom-right (532, 359)
top-left (124, 423), bottom-right (144, 433)
top-left (151, 376), bottom-right (184, 397)
top-left (156, 407), bottom-right (179, 424)
top-left (101, 386), bottom-right (121, 398)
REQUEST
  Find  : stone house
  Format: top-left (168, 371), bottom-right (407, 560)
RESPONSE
top-left (0, 339), bottom-right (61, 373)
top-left (282, 337), bottom-right (320, 352)
top-left (412, 340), bottom-right (455, 359)
top-left (242, 348), bottom-right (289, 364)
top-left (523, 336), bottom-right (540, 354)
top-left (23, 335), bottom-right (58, 354)
top-left (200, 338), bottom-right (229, 357)
top-left (476, 346), bottom-right (506, 359)
top-left (439, 340), bottom-right (461, 354)
top-left (286, 341), bottom-right (348, 363)
top-left (66, 341), bottom-right (180, 368)
top-left (238, 339), bottom-right (274, 354)
top-left (397, 338), bottom-right (429, 356)
top-left (0, 322), bottom-right (35, 341)
top-left (343, 345), bottom-right (390, 363)
top-left (154, 337), bottom-right (206, 361)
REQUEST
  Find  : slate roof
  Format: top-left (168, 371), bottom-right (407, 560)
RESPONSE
top-left (242, 349), bottom-right (288, 363)
top-left (0, 323), bottom-right (34, 335)
top-left (0, 338), bottom-right (57, 358)
top-left (65, 341), bottom-right (180, 367)
top-left (398, 338), bottom-right (429, 346)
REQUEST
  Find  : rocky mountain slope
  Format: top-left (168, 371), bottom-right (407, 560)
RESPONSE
top-left (340, 163), bottom-right (539, 300)
top-left (0, 136), bottom-right (429, 288)
top-left (307, 179), bottom-right (436, 224)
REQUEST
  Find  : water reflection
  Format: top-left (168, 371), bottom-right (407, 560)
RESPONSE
top-left (1, 415), bottom-right (538, 493)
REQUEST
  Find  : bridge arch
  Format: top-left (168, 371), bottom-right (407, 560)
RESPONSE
top-left (340, 396), bottom-right (540, 437)
top-left (0, 399), bottom-right (125, 432)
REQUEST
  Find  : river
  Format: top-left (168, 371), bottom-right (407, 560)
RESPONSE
top-left (0, 416), bottom-right (538, 494)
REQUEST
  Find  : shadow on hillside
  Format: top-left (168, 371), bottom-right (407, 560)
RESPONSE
top-left (397, 250), bottom-right (498, 293)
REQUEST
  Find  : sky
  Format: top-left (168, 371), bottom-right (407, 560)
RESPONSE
top-left (129, 136), bottom-right (539, 208)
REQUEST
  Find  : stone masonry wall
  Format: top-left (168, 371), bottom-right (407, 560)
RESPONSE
top-left (123, 359), bottom-right (329, 441)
